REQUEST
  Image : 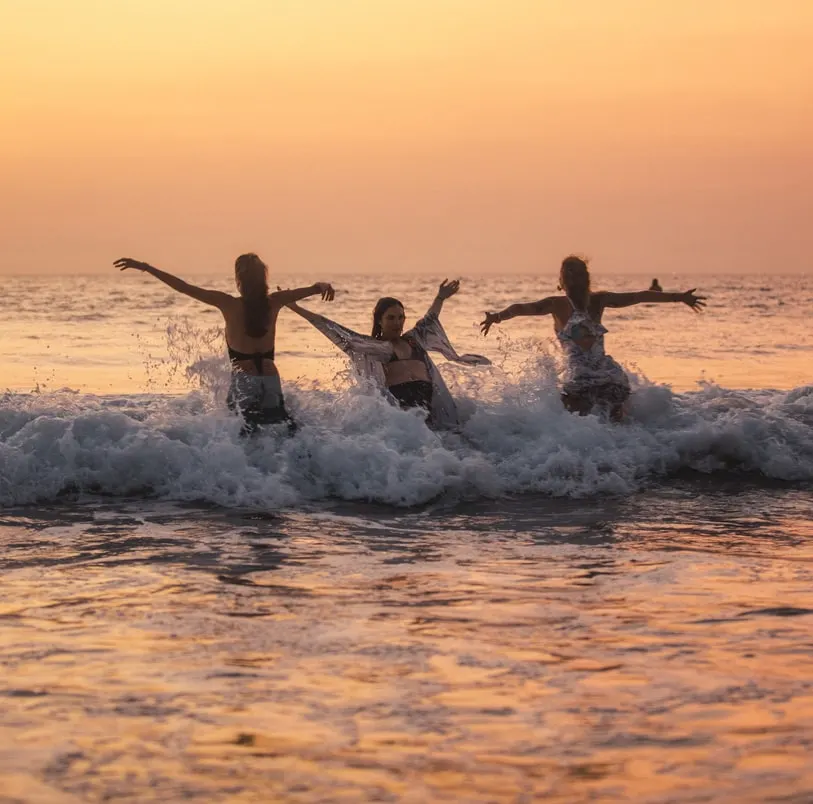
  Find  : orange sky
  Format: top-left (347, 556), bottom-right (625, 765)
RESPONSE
top-left (2, 0), bottom-right (812, 276)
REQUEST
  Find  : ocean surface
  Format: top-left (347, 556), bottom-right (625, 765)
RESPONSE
top-left (1, 271), bottom-right (812, 801)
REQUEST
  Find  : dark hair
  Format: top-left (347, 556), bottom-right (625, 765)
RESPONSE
top-left (559, 255), bottom-right (591, 310)
top-left (235, 253), bottom-right (270, 337)
top-left (372, 297), bottom-right (404, 339)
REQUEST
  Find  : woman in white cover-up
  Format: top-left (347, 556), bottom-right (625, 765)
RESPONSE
top-left (288, 280), bottom-right (490, 429)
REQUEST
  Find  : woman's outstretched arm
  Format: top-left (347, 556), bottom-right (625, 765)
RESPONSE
top-left (271, 283), bottom-right (335, 305)
top-left (287, 301), bottom-right (392, 359)
top-left (426, 279), bottom-right (460, 318)
top-left (115, 258), bottom-right (231, 308)
top-left (599, 289), bottom-right (706, 312)
top-left (480, 296), bottom-right (557, 336)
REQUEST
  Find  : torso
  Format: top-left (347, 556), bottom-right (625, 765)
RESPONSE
top-left (383, 336), bottom-right (431, 386)
top-left (221, 296), bottom-right (283, 377)
top-left (553, 294), bottom-right (609, 359)
top-left (550, 293), bottom-right (606, 336)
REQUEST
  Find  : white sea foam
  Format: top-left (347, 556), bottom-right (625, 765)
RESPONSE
top-left (2, 364), bottom-right (812, 508)
top-left (3, 280), bottom-right (813, 509)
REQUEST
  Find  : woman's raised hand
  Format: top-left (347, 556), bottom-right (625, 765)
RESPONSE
top-left (680, 288), bottom-right (707, 312)
top-left (480, 312), bottom-right (500, 336)
top-left (114, 258), bottom-right (153, 272)
top-left (315, 282), bottom-right (335, 301)
top-left (437, 278), bottom-right (460, 300)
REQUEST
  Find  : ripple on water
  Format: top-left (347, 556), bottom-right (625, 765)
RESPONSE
top-left (0, 487), bottom-right (812, 801)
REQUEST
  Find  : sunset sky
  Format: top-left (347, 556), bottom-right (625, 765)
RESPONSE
top-left (2, 0), bottom-right (812, 276)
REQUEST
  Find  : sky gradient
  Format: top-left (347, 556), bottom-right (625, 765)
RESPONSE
top-left (2, 0), bottom-right (812, 276)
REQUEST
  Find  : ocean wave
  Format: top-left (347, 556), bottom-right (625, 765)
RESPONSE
top-left (1, 371), bottom-right (812, 509)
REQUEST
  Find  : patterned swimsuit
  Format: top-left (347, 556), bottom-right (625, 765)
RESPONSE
top-left (556, 300), bottom-right (630, 412)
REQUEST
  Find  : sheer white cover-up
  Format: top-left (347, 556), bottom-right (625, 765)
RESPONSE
top-left (289, 304), bottom-right (491, 428)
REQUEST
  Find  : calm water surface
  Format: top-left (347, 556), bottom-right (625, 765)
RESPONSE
top-left (2, 482), bottom-right (812, 802)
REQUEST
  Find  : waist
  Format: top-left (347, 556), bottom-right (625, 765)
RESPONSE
top-left (562, 357), bottom-right (628, 384)
top-left (228, 346), bottom-right (275, 361)
top-left (228, 345), bottom-right (276, 375)
top-left (388, 380), bottom-right (433, 409)
top-left (560, 344), bottom-right (609, 364)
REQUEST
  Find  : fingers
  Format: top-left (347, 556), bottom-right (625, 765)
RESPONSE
top-left (114, 257), bottom-right (146, 272)
top-left (682, 288), bottom-right (707, 312)
top-left (688, 291), bottom-right (707, 312)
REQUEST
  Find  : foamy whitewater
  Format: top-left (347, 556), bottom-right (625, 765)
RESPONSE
top-left (1, 272), bottom-right (812, 509)
top-left (2, 272), bottom-right (812, 802)
top-left (2, 375), bottom-right (813, 509)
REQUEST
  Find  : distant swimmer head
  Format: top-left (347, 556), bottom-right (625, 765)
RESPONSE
top-left (235, 253), bottom-right (270, 337)
top-left (559, 255), bottom-right (591, 310)
top-left (372, 297), bottom-right (405, 340)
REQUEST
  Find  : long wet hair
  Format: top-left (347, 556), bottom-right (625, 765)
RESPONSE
top-left (372, 297), bottom-right (404, 339)
top-left (559, 255), bottom-right (591, 310)
top-left (235, 253), bottom-right (270, 337)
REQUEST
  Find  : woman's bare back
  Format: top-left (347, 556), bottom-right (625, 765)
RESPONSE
top-left (221, 295), bottom-right (285, 377)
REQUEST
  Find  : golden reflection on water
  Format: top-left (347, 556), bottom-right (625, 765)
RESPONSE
top-left (1, 498), bottom-right (812, 802)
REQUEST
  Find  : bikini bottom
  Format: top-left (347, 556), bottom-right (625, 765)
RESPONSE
top-left (388, 380), bottom-right (434, 412)
top-left (227, 373), bottom-right (296, 436)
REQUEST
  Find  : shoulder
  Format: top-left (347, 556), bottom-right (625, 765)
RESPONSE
top-left (267, 291), bottom-right (290, 307)
top-left (545, 294), bottom-right (570, 312)
top-left (201, 289), bottom-right (237, 310)
top-left (590, 291), bottom-right (610, 309)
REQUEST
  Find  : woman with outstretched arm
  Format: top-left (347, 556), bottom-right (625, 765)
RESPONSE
top-left (287, 279), bottom-right (490, 429)
top-left (115, 254), bottom-right (334, 433)
top-left (480, 255), bottom-right (706, 421)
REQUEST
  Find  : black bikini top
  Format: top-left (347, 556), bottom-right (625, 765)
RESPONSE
top-left (228, 344), bottom-right (275, 375)
top-left (388, 337), bottom-right (426, 364)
